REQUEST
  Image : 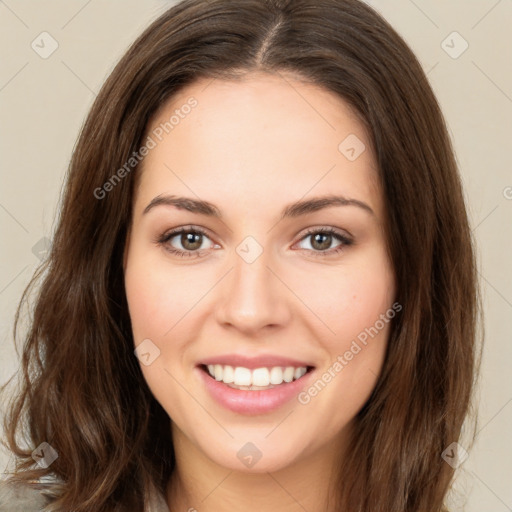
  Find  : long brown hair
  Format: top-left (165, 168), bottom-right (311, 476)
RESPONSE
top-left (1, 0), bottom-right (481, 510)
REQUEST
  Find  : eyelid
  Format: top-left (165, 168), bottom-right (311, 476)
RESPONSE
top-left (295, 225), bottom-right (353, 242)
top-left (159, 224), bottom-right (212, 238)
top-left (155, 224), bottom-right (210, 253)
top-left (291, 226), bottom-right (353, 254)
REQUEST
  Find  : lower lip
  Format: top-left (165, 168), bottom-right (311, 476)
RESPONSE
top-left (196, 366), bottom-right (315, 415)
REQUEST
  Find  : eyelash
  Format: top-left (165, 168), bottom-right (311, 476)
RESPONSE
top-left (156, 225), bottom-right (353, 259)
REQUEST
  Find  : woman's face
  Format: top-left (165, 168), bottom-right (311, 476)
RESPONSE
top-left (124, 72), bottom-right (396, 473)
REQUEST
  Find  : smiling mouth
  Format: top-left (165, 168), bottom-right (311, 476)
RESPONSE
top-left (199, 364), bottom-right (315, 391)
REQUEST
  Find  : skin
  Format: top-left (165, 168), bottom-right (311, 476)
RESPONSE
top-left (123, 71), bottom-right (396, 512)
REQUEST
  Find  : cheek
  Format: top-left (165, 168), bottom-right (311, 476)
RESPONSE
top-left (124, 251), bottom-right (206, 342)
top-left (291, 248), bottom-right (395, 410)
top-left (289, 248), bottom-right (395, 348)
top-left (124, 253), bottom-right (195, 415)
top-left (124, 249), bottom-right (215, 399)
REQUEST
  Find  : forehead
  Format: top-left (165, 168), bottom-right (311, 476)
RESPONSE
top-left (135, 72), bottom-right (382, 220)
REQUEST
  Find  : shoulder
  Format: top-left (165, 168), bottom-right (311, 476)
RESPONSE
top-left (0, 477), bottom-right (51, 512)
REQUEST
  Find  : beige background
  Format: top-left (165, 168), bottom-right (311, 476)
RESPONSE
top-left (1, 1), bottom-right (511, 510)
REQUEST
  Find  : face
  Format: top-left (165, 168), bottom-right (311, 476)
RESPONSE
top-left (124, 72), bottom-right (396, 473)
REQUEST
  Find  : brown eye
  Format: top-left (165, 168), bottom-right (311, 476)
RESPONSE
top-left (157, 226), bottom-right (214, 258)
top-left (179, 231), bottom-right (204, 251)
top-left (310, 232), bottom-right (334, 251)
top-left (295, 228), bottom-right (353, 256)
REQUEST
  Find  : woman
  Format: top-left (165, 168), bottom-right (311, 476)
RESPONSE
top-left (0, 0), bottom-right (481, 510)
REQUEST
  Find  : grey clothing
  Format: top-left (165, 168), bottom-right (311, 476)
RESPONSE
top-left (0, 479), bottom-right (49, 512)
top-left (0, 477), bottom-right (169, 512)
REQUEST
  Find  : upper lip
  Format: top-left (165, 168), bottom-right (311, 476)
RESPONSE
top-left (198, 354), bottom-right (315, 370)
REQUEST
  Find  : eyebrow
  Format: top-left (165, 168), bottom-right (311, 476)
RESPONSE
top-left (142, 194), bottom-right (374, 219)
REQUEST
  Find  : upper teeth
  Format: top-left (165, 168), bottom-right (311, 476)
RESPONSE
top-left (206, 365), bottom-right (308, 386)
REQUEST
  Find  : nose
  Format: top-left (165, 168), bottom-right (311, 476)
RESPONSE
top-left (215, 244), bottom-right (292, 335)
